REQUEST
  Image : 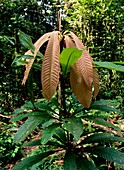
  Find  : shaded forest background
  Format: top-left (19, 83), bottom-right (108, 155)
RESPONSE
top-left (0, 0), bottom-right (124, 169)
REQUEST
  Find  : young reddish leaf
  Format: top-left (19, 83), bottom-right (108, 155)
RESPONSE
top-left (93, 68), bottom-right (99, 98)
top-left (42, 31), bottom-right (60, 100)
top-left (22, 32), bottom-right (51, 85)
top-left (74, 50), bottom-right (93, 90)
top-left (64, 35), bottom-right (76, 48)
top-left (69, 31), bottom-right (85, 50)
top-left (70, 63), bottom-right (92, 108)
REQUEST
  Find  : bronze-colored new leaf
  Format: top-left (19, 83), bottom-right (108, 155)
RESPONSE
top-left (42, 31), bottom-right (60, 100)
top-left (64, 35), bottom-right (76, 48)
top-left (70, 63), bottom-right (92, 108)
top-left (69, 31), bottom-right (85, 50)
top-left (22, 32), bottom-right (51, 85)
top-left (74, 50), bottom-right (93, 89)
top-left (93, 68), bottom-right (99, 98)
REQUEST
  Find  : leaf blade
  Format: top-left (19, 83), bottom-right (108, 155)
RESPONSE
top-left (42, 31), bottom-right (60, 100)
top-left (64, 150), bottom-right (77, 170)
top-left (12, 151), bottom-right (55, 170)
top-left (92, 147), bottom-right (124, 164)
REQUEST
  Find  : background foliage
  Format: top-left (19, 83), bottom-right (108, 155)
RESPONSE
top-left (0, 0), bottom-right (124, 169)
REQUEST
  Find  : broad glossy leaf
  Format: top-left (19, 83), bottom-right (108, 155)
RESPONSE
top-left (77, 156), bottom-right (98, 170)
top-left (42, 31), bottom-right (60, 100)
top-left (94, 62), bottom-right (124, 72)
top-left (11, 111), bottom-right (47, 122)
top-left (90, 99), bottom-right (121, 114)
top-left (89, 118), bottom-right (121, 132)
top-left (64, 150), bottom-right (77, 170)
top-left (23, 139), bottom-right (41, 146)
top-left (84, 132), bottom-right (124, 143)
top-left (92, 147), bottom-right (124, 164)
top-left (60, 48), bottom-right (83, 77)
top-left (14, 114), bottom-right (51, 143)
top-left (41, 123), bottom-right (60, 144)
top-left (53, 127), bottom-right (67, 143)
top-left (63, 118), bottom-right (83, 142)
top-left (12, 151), bottom-right (55, 170)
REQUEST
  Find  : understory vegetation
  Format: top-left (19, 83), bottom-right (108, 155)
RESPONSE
top-left (0, 0), bottom-right (124, 170)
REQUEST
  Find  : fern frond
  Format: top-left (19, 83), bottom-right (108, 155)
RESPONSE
top-left (42, 31), bottom-right (60, 100)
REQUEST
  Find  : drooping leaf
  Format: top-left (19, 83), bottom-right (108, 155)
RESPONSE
top-left (63, 118), bottom-right (83, 142)
top-left (77, 156), bottom-right (98, 170)
top-left (69, 31), bottom-right (85, 50)
top-left (64, 35), bottom-right (76, 48)
top-left (89, 117), bottom-right (121, 132)
top-left (94, 62), bottom-right (124, 72)
top-left (90, 99), bottom-right (121, 114)
top-left (14, 114), bottom-right (51, 143)
top-left (70, 64), bottom-right (92, 108)
top-left (12, 151), bottom-right (55, 170)
top-left (41, 123), bottom-right (61, 144)
top-left (22, 32), bottom-right (51, 85)
top-left (42, 31), bottom-right (60, 100)
top-left (92, 146), bottom-right (124, 164)
top-left (60, 48), bottom-right (83, 77)
top-left (64, 150), bottom-right (77, 170)
top-left (84, 132), bottom-right (124, 144)
top-left (93, 68), bottom-right (99, 98)
top-left (74, 50), bottom-right (93, 89)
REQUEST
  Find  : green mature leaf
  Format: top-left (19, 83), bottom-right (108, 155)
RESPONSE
top-left (14, 114), bottom-right (51, 143)
top-left (89, 117), bottom-right (121, 132)
top-left (64, 150), bottom-right (77, 170)
top-left (42, 119), bottom-right (56, 129)
top-left (90, 99), bottom-right (121, 114)
top-left (12, 151), bottom-right (55, 170)
top-left (94, 62), bottom-right (124, 72)
top-left (53, 127), bottom-right (67, 143)
top-left (23, 139), bottom-right (41, 146)
top-left (63, 118), bottom-right (84, 142)
top-left (34, 102), bottom-right (52, 112)
top-left (12, 108), bottom-right (26, 115)
top-left (77, 156), bottom-right (98, 170)
top-left (41, 123), bottom-right (61, 144)
top-left (84, 133), bottom-right (124, 144)
top-left (92, 147), bottom-right (124, 164)
top-left (11, 111), bottom-right (47, 122)
top-left (60, 48), bottom-right (83, 77)
top-left (19, 30), bottom-right (35, 52)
